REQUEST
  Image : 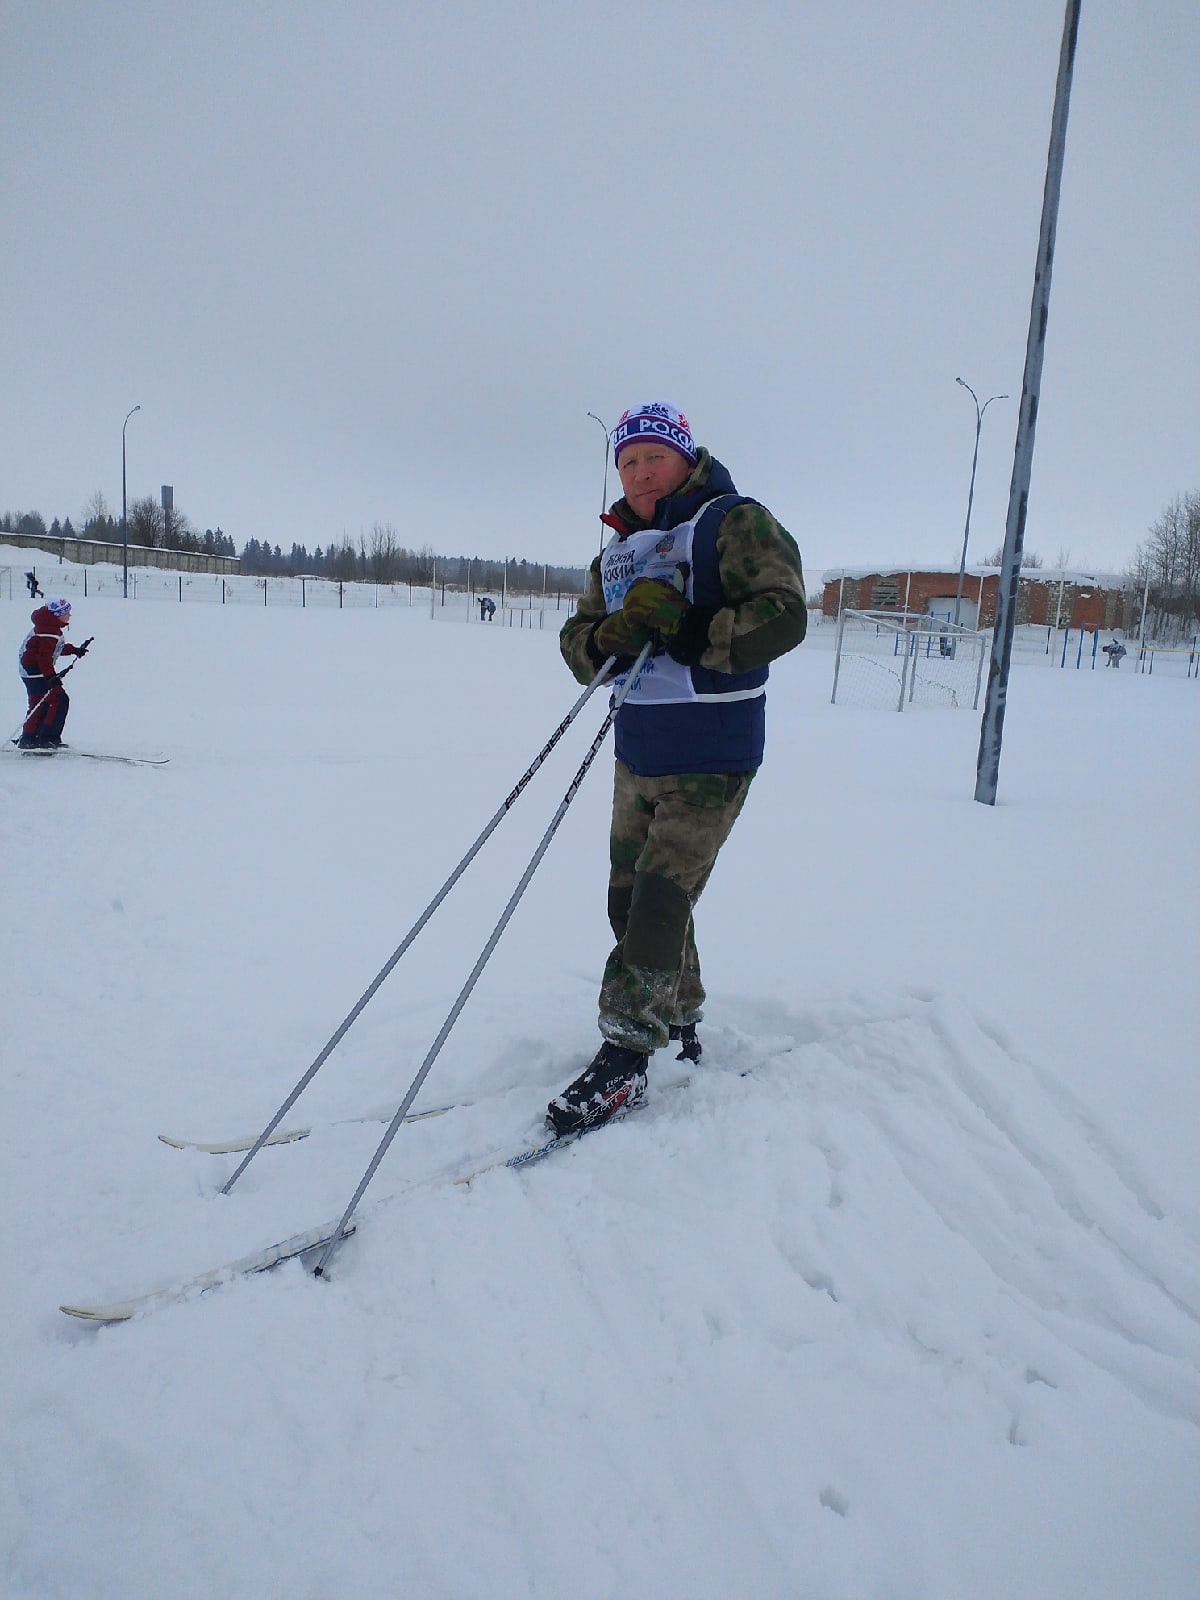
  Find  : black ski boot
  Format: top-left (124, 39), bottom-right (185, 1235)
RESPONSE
top-left (669, 1023), bottom-right (701, 1063)
top-left (546, 1042), bottom-right (649, 1136)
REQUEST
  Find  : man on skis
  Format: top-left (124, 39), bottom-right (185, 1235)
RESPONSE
top-left (547, 401), bottom-right (807, 1136)
top-left (17, 596), bottom-right (91, 750)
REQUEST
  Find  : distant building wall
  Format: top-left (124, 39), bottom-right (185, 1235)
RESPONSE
top-left (821, 570), bottom-right (1000, 623)
top-left (3, 529), bottom-right (240, 576)
top-left (821, 568), bottom-right (1135, 631)
top-left (1020, 577), bottom-right (1137, 631)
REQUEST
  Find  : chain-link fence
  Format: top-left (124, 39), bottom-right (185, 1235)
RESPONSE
top-left (830, 610), bottom-right (986, 711)
top-left (2, 561), bottom-right (579, 627)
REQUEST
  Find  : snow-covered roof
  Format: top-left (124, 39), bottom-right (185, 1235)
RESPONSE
top-left (821, 565), bottom-right (1133, 589)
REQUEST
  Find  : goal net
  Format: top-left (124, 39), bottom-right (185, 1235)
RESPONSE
top-left (830, 610), bottom-right (987, 712)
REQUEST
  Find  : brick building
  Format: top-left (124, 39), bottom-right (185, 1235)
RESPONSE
top-left (821, 567), bottom-right (1136, 632)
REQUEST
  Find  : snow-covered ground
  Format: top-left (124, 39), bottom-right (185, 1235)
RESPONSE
top-left (2, 556), bottom-right (1197, 1599)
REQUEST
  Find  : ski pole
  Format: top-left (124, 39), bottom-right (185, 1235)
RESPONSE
top-left (222, 652), bottom-right (621, 1193)
top-left (7, 648), bottom-right (91, 747)
top-left (312, 637), bottom-right (654, 1277)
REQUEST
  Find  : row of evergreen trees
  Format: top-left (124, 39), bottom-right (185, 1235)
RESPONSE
top-left (2, 506), bottom-right (237, 558)
top-left (238, 534), bottom-right (585, 595)
top-left (3, 507), bottom-right (584, 595)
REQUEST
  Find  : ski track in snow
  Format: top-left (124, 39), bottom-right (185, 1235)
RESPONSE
top-left (762, 995), bottom-right (1200, 1427)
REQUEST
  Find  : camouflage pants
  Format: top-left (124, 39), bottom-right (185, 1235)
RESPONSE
top-left (600, 761), bottom-right (755, 1053)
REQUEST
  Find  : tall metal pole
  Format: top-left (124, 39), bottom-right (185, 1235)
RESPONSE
top-left (587, 412), bottom-right (611, 561)
top-left (975, 0), bottom-right (1081, 806)
top-left (953, 380), bottom-right (1007, 625)
top-left (121, 404), bottom-right (141, 600)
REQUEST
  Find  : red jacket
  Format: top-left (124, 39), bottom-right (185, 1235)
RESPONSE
top-left (18, 606), bottom-right (84, 680)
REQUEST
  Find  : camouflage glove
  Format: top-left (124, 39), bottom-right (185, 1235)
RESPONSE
top-left (590, 577), bottom-right (693, 662)
top-left (592, 606), bottom-right (654, 660)
top-left (619, 577), bottom-right (690, 637)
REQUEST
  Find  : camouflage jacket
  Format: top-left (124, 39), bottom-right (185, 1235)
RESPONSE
top-left (560, 449), bottom-right (807, 684)
top-left (560, 450), bottom-right (807, 775)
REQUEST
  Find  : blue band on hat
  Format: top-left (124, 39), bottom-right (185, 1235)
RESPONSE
top-left (612, 410), bottom-right (697, 464)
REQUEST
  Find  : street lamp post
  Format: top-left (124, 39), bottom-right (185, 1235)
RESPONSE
top-left (121, 404), bottom-right (141, 599)
top-left (953, 378), bottom-right (1006, 626)
top-left (586, 412), bottom-right (611, 561)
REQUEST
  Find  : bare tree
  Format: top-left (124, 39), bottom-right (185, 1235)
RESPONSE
top-left (82, 490), bottom-right (113, 536)
top-left (1131, 491), bottom-right (1200, 641)
top-left (368, 522), bottom-right (403, 583)
top-left (984, 544), bottom-right (1043, 568)
top-left (126, 496), bottom-right (163, 547)
top-left (162, 504), bottom-right (199, 551)
top-left (417, 543), bottom-right (437, 585)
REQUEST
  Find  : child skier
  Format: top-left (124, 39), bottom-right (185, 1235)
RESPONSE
top-left (17, 597), bottom-right (92, 750)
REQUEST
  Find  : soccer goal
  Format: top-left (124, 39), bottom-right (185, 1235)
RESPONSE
top-left (830, 609), bottom-right (987, 712)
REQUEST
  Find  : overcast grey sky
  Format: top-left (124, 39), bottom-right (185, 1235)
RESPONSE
top-left (2, 0), bottom-right (1196, 582)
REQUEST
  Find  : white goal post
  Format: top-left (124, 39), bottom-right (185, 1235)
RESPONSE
top-left (830, 609), bottom-right (987, 712)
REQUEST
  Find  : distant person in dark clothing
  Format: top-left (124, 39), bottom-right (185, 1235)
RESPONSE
top-left (16, 597), bottom-right (92, 749)
top-left (1103, 638), bottom-right (1127, 669)
top-left (25, 570), bottom-right (42, 598)
top-left (478, 597), bottom-right (496, 621)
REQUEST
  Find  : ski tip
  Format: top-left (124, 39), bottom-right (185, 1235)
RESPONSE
top-left (156, 1126), bottom-right (311, 1154)
top-left (59, 1301), bottom-right (136, 1324)
top-left (73, 751), bottom-right (170, 766)
top-left (59, 1218), bottom-right (359, 1324)
top-left (404, 1104), bottom-right (455, 1123)
top-left (156, 1107), bottom-right (451, 1155)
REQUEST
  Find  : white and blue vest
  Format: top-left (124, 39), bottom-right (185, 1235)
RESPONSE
top-left (602, 494), bottom-right (769, 777)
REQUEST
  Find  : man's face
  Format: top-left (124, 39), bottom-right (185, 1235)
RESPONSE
top-left (616, 442), bottom-right (692, 521)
